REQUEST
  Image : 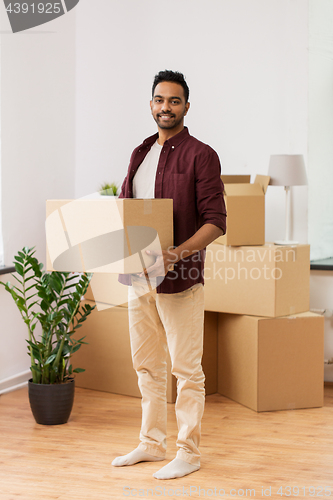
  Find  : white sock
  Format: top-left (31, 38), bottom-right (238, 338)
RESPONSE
top-left (112, 446), bottom-right (165, 467)
top-left (153, 458), bottom-right (200, 480)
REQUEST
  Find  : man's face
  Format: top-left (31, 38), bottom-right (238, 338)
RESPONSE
top-left (150, 81), bottom-right (190, 131)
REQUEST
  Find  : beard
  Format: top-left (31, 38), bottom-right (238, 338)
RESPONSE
top-left (153, 113), bottom-right (185, 130)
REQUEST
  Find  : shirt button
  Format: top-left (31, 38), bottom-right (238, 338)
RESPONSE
top-left (138, 149), bottom-right (141, 152)
top-left (172, 146), bottom-right (175, 149)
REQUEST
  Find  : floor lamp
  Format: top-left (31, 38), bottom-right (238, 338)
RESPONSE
top-left (268, 155), bottom-right (307, 245)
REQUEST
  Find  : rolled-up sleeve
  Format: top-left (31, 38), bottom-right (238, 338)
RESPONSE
top-left (195, 148), bottom-right (227, 234)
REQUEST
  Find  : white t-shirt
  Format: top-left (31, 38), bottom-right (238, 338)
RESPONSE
top-left (133, 140), bottom-right (162, 199)
top-left (132, 140), bottom-right (162, 288)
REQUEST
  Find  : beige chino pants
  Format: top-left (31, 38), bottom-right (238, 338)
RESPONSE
top-left (128, 277), bottom-right (205, 467)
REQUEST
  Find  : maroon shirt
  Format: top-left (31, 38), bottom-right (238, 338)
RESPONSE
top-left (119, 127), bottom-right (227, 294)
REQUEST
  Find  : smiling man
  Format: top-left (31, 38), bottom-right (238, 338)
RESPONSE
top-left (112, 70), bottom-right (227, 480)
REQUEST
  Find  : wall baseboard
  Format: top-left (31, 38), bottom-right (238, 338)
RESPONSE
top-left (0, 369), bottom-right (31, 395)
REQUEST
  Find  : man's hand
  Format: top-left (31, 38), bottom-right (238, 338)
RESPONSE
top-left (137, 224), bottom-right (223, 280)
top-left (139, 249), bottom-right (178, 278)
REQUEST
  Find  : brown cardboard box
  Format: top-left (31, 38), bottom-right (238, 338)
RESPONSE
top-left (75, 300), bottom-right (218, 402)
top-left (46, 198), bottom-right (173, 274)
top-left (217, 174), bottom-right (270, 246)
top-left (74, 302), bottom-right (142, 399)
top-left (217, 311), bottom-right (324, 412)
top-left (203, 311), bottom-right (218, 395)
top-left (204, 243), bottom-right (310, 317)
top-left (85, 273), bottom-right (128, 308)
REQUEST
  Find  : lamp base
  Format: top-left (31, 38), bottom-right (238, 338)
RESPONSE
top-left (274, 239), bottom-right (298, 246)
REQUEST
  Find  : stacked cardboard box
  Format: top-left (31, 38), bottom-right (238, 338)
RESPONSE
top-left (216, 174), bottom-right (270, 246)
top-left (217, 311), bottom-right (324, 412)
top-left (203, 175), bottom-right (324, 412)
top-left (204, 243), bottom-right (310, 317)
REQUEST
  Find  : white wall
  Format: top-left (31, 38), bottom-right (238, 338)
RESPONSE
top-left (308, 0), bottom-right (333, 261)
top-left (75, 0), bottom-right (309, 214)
top-left (0, 7), bottom-right (76, 388)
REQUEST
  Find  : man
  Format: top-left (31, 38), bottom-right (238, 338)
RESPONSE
top-left (112, 70), bottom-right (226, 479)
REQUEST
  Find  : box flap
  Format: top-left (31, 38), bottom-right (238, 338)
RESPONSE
top-left (254, 175), bottom-right (270, 194)
top-left (221, 175), bottom-right (251, 184)
top-left (224, 183), bottom-right (264, 196)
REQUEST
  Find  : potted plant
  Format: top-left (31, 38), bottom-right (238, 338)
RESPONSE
top-left (99, 182), bottom-right (119, 197)
top-left (0, 246), bottom-right (95, 425)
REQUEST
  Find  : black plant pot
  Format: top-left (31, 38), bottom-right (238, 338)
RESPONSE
top-left (28, 378), bottom-right (75, 425)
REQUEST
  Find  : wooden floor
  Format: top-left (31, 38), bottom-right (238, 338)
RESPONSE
top-left (1, 385), bottom-right (333, 500)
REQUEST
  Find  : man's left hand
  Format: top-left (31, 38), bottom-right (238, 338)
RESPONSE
top-left (139, 249), bottom-right (178, 278)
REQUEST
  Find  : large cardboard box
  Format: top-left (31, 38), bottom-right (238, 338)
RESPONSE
top-left (204, 243), bottom-right (310, 317)
top-left (74, 302), bottom-right (142, 399)
top-left (216, 174), bottom-right (270, 246)
top-left (46, 198), bottom-right (173, 274)
top-left (85, 273), bottom-right (129, 308)
top-left (218, 311), bottom-right (324, 412)
top-left (75, 300), bottom-right (218, 403)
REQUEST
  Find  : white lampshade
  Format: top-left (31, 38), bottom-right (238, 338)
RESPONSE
top-left (268, 155), bottom-right (307, 187)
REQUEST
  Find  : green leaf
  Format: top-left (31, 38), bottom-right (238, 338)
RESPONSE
top-left (31, 365), bottom-right (41, 374)
top-left (45, 354), bottom-right (57, 365)
top-left (26, 292), bottom-right (38, 301)
top-left (38, 290), bottom-right (51, 300)
top-left (14, 263), bottom-right (24, 277)
top-left (25, 282), bottom-right (38, 292)
top-left (57, 298), bottom-right (72, 307)
top-left (12, 274), bottom-right (23, 285)
top-left (10, 285), bottom-right (24, 295)
top-left (49, 277), bottom-right (63, 295)
top-left (24, 275), bottom-right (37, 282)
top-left (24, 245), bottom-right (33, 254)
top-left (16, 295), bottom-right (25, 304)
top-left (24, 265), bottom-right (35, 274)
top-left (62, 345), bottom-right (71, 356)
top-left (32, 350), bottom-right (42, 363)
top-left (77, 336), bottom-right (87, 342)
top-left (28, 300), bottom-right (39, 310)
top-left (73, 367), bottom-right (85, 373)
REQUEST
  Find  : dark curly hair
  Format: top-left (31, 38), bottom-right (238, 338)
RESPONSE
top-left (152, 70), bottom-right (190, 103)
